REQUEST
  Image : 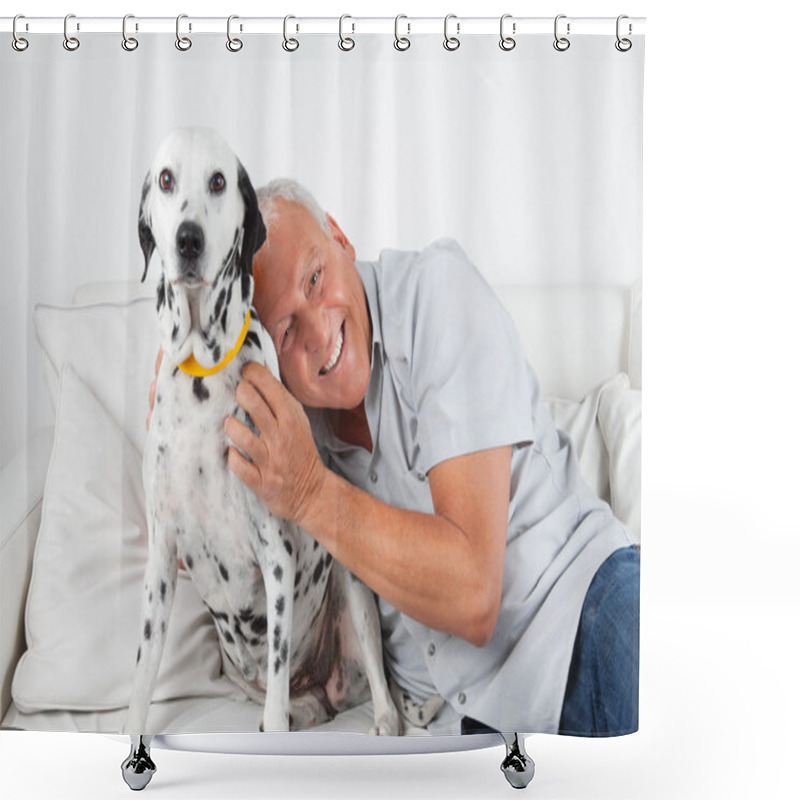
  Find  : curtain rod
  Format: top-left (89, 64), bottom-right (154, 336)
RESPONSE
top-left (1, 16), bottom-right (646, 37)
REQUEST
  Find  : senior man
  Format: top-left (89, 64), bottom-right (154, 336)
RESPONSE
top-left (220, 178), bottom-right (639, 736)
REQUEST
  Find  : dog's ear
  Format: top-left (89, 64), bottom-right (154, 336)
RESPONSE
top-left (237, 162), bottom-right (267, 300)
top-left (138, 171), bottom-right (156, 282)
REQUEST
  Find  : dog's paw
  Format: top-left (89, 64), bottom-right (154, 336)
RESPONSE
top-left (288, 693), bottom-right (330, 731)
top-left (369, 703), bottom-right (403, 736)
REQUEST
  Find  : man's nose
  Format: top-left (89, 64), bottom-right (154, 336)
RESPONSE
top-left (301, 308), bottom-right (328, 353)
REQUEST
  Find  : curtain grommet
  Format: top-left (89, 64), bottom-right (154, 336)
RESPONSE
top-left (226, 15), bottom-right (243, 52)
top-left (499, 14), bottom-right (516, 51)
top-left (615, 15), bottom-right (633, 51)
top-left (443, 14), bottom-right (460, 51)
top-left (175, 14), bottom-right (192, 51)
top-left (122, 14), bottom-right (139, 51)
top-left (553, 15), bottom-right (570, 52)
top-left (283, 15), bottom-right (299, 52)
top-left (63, 14), bottom-right (80, 51)
top-left (338, 14), bottom-right (355, 51)
top-left (394, 15), bottom-right (411, 51)
top-left (12, 14), bottom-right (29, 51)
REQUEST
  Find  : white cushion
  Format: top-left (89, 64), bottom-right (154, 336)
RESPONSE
top-left (598, 379), bottom-right (642, 543)
top-left (11, 365), bottom-right (235, 714)
top-left (34, 298), bottom-right (158, 455)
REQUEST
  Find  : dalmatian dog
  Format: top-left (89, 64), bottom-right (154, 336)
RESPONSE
top-left (124, 127), bottom-right (401, 737)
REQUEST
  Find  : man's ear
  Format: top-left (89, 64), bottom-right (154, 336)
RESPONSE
top-left (138, 171), bottom-right (155, 282)
top-left (326, 213), bottom-right (356, 261)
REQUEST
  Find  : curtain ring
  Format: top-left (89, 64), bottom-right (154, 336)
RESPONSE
top-left (499, 14), bottom-right (516, 51)
top-left (176, 14), bottom-right (192, 51)
top-left (63, 13), bottom-right (80, 51)
top-left (553, 14), bottom-right (570, 52)
top-left (443, 14), bottom-right (460, 51)
top-left (227, 15), bottom-right (243, 52)
top-left (12, 15), bottom-right (29, 52)
top-left (615, 15), bottom-right (632, 52)
top-left (122, 14), bottom-right (139, 51)
top-left (338, 14), bottom-right (355, 51)
top-left (394, 15), bottom-right (410, 51)
top-left (283, 15), bottom-right (299, 52)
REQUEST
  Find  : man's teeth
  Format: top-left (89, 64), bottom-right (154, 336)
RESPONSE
top-left (321, 328), bottom-right (343, 375)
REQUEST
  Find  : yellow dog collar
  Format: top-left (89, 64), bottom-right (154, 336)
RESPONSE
top-left (178, 310), bottom-right (251, 377)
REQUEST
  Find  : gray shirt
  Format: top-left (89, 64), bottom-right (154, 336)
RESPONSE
top-left (308, 239), bottom-right (632, 733)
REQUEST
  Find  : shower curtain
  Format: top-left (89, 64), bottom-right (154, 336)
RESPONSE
top-left (0, 18), bottom-right (644, 741)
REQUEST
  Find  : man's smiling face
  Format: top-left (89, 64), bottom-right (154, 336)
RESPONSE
top-left (253, 199), bottom-right (372, 411)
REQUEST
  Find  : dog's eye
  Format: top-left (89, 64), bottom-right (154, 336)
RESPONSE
top-left (210, 173), bottom-right (226, 194)
top-left (159, 169), bottom-right (174, 193)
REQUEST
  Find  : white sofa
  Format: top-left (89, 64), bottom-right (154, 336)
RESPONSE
top-left (0, 278), bottom-right (641, 752)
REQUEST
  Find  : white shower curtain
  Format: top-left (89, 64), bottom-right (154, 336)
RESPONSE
top-left (1, 20), bottom-right (643, 741)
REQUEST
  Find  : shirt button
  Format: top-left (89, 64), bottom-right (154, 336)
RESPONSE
top-left (458, 692), bottom-right (467, 705)
top-left (369, 470), bottom-right (378, 484)
top-left (417, 472), bottom-right (426, 482)
top-left (428, 643), bottom-right (436, 657)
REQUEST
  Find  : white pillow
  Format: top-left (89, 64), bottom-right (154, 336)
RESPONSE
top-left (34, 298), bottom-right (159, 455)
top-left (598, 381), bottom-right (642, 543)
top-left (12, 365), bottom-right (236, 715)
top-left (544, 373), bottom-right (630, 505)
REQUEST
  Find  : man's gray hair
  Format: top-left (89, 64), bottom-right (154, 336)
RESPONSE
top-left (256, 178), bottom-right (331, 237)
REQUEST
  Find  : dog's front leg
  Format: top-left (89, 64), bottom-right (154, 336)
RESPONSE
top-left (250, 518), bottom-right (296, 732)
top-left (341, 567), bottom-right (403, 736)
top-left (125, 517), bottom-right (179, 735)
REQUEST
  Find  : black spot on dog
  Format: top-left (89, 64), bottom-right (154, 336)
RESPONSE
top-left (276, 595), bottom-right (285, 616)
top-left (213, 345), bottom-right (221, 363)
top-left (160, 581), bottom-right (166, 601)
top-left (198, 466), bottom-right (203, 477)
top-left (167, 282), bottom-right (175, 309)
top-left (280, 640), bottom-right (288, 665)
top-left (224, 630), bottom-right (235, 644)
top-left (241, 271), bottom-right (251, 301)
top-left (273, 624), bottom-right (282, 650)
top-left (136, 647), bottom-right (141, 664)
top-left (294, 571), bottom-right (302, 587)
top-left (158, 444), bottom-right (166, 455)
top-left (313, 557), bottom-right (324, 585)
top-left (156, 277), bottom-right (166, 311)
top-left (144, 620), bottom-right (152, 640)
top-left (172, 323), bottom-right (179, 341)
top-left (218, 562), bottom-right (229, 582)
top-left (185, 553), bottom-right (194, 570)
top-left (239, 607), bottom-right (254, 622)
top-left (220, 307), bottom-right (228, 334)
top-left (210, 608), bottom-right (229, 624)
top-left (161, 621), bottom-right (166, 634)
top-left (283, 538), bottom-right (293, 557)
top-left (313, 540), bottom-right (319, 551)
top-left (273, 565), bottom-right (283, 582)
top-left (214, 289), bottom-right (226, 322)
top-left (172, 366), bottom-right (180, 378)
top-left (245, 330), bottom-right (262, 350)
top-left (193, 376), bottom-right (210, 402)
top-left (325, 552), bottom-right (333, 566)
top-left (251, 615), bottom-right (268, 635)
top-left (274, 658), bottom-right (282, 676)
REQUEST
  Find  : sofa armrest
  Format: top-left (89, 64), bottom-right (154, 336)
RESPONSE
top-left (1, 426), bottom-right (54, 720)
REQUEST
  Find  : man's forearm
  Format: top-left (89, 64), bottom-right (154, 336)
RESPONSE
top-left (298, 466), bottom-right (499, 647)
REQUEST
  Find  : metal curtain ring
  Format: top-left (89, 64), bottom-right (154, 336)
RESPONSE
top-left (394, 14), bottom-right (410, 51)
top-left (338, 14), bottom-right (355, 51)
top-left (283, 15), bottom-right (299, 52)
top-left (12, 14), bottom-right (29, 51)
top-left (176, 14), bottom-right (192, 50)
top-left (615, 15), bottom-right (632, 51)
top-left (122, 14), bottom-right (139, 51)
top-left (443, 14), bottom-right (460, 51)
top-left (499, 14), bottom-right (516, 51)
top-left (227, 15), bottom-right (243, 52)
top-left (63, 13), bottom-right (80, 51)
top-left (553, 14), bottom-right (570, 52)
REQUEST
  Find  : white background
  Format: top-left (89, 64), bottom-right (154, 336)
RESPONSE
top-left (2, 1), bottom-right (799, 799)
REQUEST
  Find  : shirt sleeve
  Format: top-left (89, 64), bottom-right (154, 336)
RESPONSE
top-left (402, 240), bottom-right (537, 473)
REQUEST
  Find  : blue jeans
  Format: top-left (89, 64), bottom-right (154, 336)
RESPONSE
top-left (558, 545), bottom-right (640, 736)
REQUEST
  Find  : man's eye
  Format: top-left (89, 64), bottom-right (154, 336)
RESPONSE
top-left (309, 270), bottom-right (320, 289)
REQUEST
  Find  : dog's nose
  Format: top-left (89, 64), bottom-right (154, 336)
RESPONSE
top-left (176, 221), bottom-right (205, 260)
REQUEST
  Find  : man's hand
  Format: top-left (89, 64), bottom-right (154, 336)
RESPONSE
top-left (225, 362), bottom-right (327, 525)
top-left (146, 348), bottom-right (164, 430)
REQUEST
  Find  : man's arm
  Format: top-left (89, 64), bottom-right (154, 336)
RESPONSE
top-left (225, 362), bottom-right (510, 648)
